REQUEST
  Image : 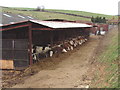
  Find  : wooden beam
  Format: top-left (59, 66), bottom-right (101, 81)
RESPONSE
top-left (0, 24), bottom-right (29, 31)
top-left (28, 22), bottom-right (33, 65)
top-left (32, 28), bottom-right (53, 30)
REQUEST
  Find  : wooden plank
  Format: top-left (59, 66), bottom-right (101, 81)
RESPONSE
top-left (0, 60), bottom-right (14, 69)
top-left (0, 24), bottom-right (29, 31)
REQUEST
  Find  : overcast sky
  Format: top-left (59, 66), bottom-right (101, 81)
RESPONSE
top-left (0, 0), bottom-right (119, 15)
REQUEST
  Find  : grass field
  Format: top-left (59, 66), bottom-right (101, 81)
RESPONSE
top-left (1, 7), bottom-right (117, 21)
top-left (47, 9), bottom-right (117, 20)
top-left (1, 7), bottom-right (90, 21)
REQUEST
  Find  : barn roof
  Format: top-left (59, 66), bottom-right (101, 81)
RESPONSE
top-left (0, 20), bottom-right (93, 31)
top-left (30, 20), bottom-right (92, 28)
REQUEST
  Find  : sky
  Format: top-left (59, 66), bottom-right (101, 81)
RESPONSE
top-left (0, 0), bottom-right (119, 15)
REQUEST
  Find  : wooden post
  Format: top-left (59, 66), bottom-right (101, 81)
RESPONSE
top-left (50, 30), bottom-right (53, 46)
top-left (28, 22), bottom-right (33, 65)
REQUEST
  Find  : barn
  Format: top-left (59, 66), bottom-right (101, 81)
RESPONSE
top-left (0, 20), bottom-right (92, 70)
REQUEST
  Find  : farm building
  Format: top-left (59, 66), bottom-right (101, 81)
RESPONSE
top-left (107, 18), bottom-right (118, 25)
top-left (0, 20), bottom-right (92, 70)
top-left (75, 20), bottom-right (109, 34)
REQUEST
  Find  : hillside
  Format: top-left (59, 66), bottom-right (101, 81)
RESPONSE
top-left (1, 7), bottom-right (90, 21)
top-left (1, 7), bottom-right (116, 21)
top-left (47, 9), bottom-right (116, 20)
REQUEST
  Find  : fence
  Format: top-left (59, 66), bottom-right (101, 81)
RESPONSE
top-left (0, 39), bottom-right (29, 69)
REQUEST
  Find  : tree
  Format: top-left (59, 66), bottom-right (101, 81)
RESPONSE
top-left (36, 6), bottom-right (41, 11)
top-left (103, 17), bottom-right (106, 23)
top-left (99, 17), bottom-right (102, 23)
top-left (91, 16), bottom-right (95, 23)
top-left (36, 6), bottom-right (45, 11)
top-left (95, 16), bottom-right (99, 23)
top-left (91, 16), bottom-right (106, 23)
top-left (41, 5), bottom-right (45, 11)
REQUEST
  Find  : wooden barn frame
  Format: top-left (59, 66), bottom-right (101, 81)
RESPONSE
top-left (0, 20), bottom-right (92, 69)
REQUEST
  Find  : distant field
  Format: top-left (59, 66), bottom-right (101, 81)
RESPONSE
top-left (47, 9), bottom-right (117, 20)
top-left (1, 7), bottom-right (117, 21)
top-left (1, 7), bottom-right (90, 21)
top-left (10, 7), bottom-right (36, 10)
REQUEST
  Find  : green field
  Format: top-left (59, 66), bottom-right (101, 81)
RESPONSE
top-left (1, 7), bottom-right (117, 21)
top-left (1, 7), bottom-right (90, 21)
top-left (47, 9), bottom-right (116, 20)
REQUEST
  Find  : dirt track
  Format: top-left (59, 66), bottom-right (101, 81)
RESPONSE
top-left (12, 34), bottom-right (102, 88)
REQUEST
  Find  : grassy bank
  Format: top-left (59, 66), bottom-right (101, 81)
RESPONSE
top-left (91, 28), bottom-right (119, 88)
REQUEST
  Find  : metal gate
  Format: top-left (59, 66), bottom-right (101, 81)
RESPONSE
top-left (0, 39), bottom-right (29, 69)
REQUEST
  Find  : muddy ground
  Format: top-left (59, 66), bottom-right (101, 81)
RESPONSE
top-left (1, 27), bottom-right (116, 88)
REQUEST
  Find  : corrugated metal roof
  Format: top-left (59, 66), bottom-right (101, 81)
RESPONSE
top-left (3, 13), bottom-right (12, 17)
top-left (0, 12), bottom-right (35, 26)
top-left (30, 20), bottom-right (92, 28)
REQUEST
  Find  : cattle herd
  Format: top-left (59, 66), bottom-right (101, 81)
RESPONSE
top-left (32, 36), bottom-right (88, 63)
